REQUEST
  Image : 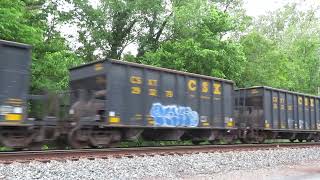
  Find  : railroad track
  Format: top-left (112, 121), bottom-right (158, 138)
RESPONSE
top-left (1, 143), bottom-right (320, 164)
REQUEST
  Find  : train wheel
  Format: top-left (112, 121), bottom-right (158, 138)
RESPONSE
top-left (221, 135), bottom-right (236, 144)
top-left (0, 131), bottom-right (34, 150)
top-left (298, 139), bottom-right (304, 143)
top-left (68, 128), bottom-right (89, 149)
top-left (256, 136), bottom-right (265, 143)
top-left (192, 140), bottom-right (202, 145)
top-left (89, 130), bottom-right (121, 148)
top-left (209, 140), bottom-right (220, 145)
top-left (289, 139), bottom-right (296, 143)
top-left (256, 133), bottom-right (266, 143)
top-left (239, 138), bottom-right (249, 144)
top-left (28, 142), bottom-right (44, 151)
top-left (89, 132), bottom-right (112, 148)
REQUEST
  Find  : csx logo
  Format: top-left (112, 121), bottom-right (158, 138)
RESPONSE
top-left (188, 80), bottom-right (221, 95)
top-left (202, 82), bottom-right (209, 93)
top-left (310, 99), bottom-right (314, 107)
top-left (130, 76), bottom-right (142, 84)
top-left (188, 80), bottom-right (197, 91)
top-left (298, 97), bottom-right (303, 105)
top-left (94, 63), bottom-right (104, 71)
top-left (213, 83), bottom-right (221, 95)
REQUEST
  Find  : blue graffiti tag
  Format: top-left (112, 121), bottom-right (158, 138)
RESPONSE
top-left (150, 103), bottom-right (199, 127)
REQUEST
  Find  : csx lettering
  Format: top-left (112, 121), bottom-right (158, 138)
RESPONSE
top-left (131, 87), bottom-right (141, 94)
top-left (148, 79), bottom-right (157, 86)
top-left (213, 83), bottom-right (221, 95)
top-left (94, 63), bottom-right (103, 71)
top-left (272, 97), bottom-right (278, 103)
top-left (273, 104), bottom-right (278, 109)
top-left (280, 98), bottom-right (284, 104)
top-left (188, 80), bottom-right (197, 91)
top-left (305, 98), bottom-right (309, 106)
top-left (310, 99), bottom-right (314, 107)
top-left (165, 90), bottom-right (173, 98)
top-left (130, 76), bottom-right (142, 84)
top-left (202, 82), bottom-right (209, 93)
top-left (149, 89), bottom-right (157, 96)
top-left (298, 97), bottom-right (303, 105)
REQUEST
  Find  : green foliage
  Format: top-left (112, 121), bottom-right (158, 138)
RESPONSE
top-left (0, 146), bottom-right (13, 151)
top-left (240, 4), bottom-right (320, 94)
top-left (1, 0), bottom-right (319, 96)
top-left (137, 3), bottom-right (246, 83)
top-left (31, 46), bottom-right (81, 91)
top-left (0, 0), bottom-right (42, 44)
top-left (69, 0), bottom-right (144, 60)
top-left (212, 0), bottom-right (252, 38)
top-left (0, 0), bottom-right (82, 92)
top-left (240, 32), bottom-right (291, 88)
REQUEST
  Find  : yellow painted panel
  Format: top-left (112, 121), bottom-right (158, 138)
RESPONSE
top-left (131, 87), bottom-right (141, 94)
top-left (265, 123), bottom-right (270, 128)
top-left (130, 76), bottom-right (142, 84)
top-left (202, 122), bottom-right (210, 126)
top-left (227, 121), bottom-right (233, 127)
top-left (109, 117), bottom-right (120, 123)
top-left (5, 114), bottom-right (22, 121)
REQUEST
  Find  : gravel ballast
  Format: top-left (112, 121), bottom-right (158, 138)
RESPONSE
top-left (1, 147), bottom-right (320, 180)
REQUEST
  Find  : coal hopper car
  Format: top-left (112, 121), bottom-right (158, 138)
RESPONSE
top-left (0, 40), bottom-right (60, 149)
top-left (68, 59), bottom-right (236, 148)
top-left (235, 86), bottom-right (320, 143)
top-left (0, 40), bottom-right (38, 149)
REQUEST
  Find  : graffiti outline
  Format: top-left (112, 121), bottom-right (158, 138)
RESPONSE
top-left (150, 103), bottom-right (199, 127)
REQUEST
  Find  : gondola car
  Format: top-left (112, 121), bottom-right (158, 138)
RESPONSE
top-left (0, 40), bottom-right (59, 149)
top-left (235, 86), bottom-right (320, 143)
top-left (67, 59), bottom-right (236, 148)
top-left (0, 40), bottom-right (37, 148)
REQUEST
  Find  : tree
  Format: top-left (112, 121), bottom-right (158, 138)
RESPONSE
top-left (138, 2), bottom-right (246, 83)
top-left (240, 32), bottom-right (292, 88)
top-left (211, 0), bottom-right (251, 39)
top-left (68, 0), bottom-right (208, 60)
top-left (31, 0), bottom-right (84, 92)
top-left (68, 0), bottom-right (143, 60)
top-left (0, 0), bottom-right (82, 92)
top-left (241, 3), bottom-right (320, 94)
top-left (136, 0), bottom-right (174, 57)
top-left (0, 0), bottom-right (42, 44)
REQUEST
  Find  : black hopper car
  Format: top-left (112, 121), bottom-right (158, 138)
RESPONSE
top-left (235, 87), bottom-right (320, 143)
top-left (0, 39), bottom-right (319, 149)
top-left (68, 58), bottom-right (235, 148)
top-left (0, 40), bottom-right (59, 149)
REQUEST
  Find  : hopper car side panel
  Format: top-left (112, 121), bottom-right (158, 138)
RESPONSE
top-left (236, 87), bottom-right (320, 132)
top-left (0, 40), bottom-right (31, 122)
top-left (69, 59), bottom-right (235, 129)
top-left (105, 60), bottom-right (235, 129)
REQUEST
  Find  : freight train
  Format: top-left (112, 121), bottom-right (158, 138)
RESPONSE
top-left (1, 40), bottom-right (320, 150)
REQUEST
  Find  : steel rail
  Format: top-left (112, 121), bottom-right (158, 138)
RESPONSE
top-left (0, 142), bottom-right (319, 163)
